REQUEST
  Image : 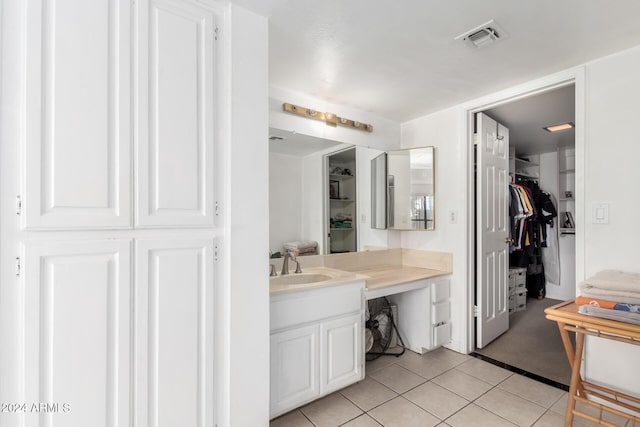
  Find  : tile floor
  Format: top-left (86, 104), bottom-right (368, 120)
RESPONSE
top-left (270, 348), bottom-right (632, 427)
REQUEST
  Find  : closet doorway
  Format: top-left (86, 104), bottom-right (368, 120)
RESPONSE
top-left (473, 84), bottom-right (577, 388)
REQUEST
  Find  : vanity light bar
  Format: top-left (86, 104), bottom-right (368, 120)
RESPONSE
top-left (282, 102), bottom-right (373, 133)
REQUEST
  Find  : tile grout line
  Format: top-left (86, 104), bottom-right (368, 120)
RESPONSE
top-left (276, 351), bottom-right (571, 427)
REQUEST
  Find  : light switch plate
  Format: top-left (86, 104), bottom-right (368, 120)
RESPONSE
top-left (592, 203), bottom-right (609, 224)
top-left (449, 209), bottom-right (457, 224)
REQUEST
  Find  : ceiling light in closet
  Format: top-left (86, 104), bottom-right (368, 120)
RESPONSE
top-left (543, 122), bottom-right (574, 132)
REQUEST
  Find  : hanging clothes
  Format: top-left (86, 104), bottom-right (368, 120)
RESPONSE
top-left (508, 178), bottom-right (557, 299)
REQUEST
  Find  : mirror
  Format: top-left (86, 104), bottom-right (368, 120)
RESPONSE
top-left (370, 153), bottom-right (387, 229)
top-left (386, 146), bottom-right (435, 230)
top-left (268, 127), bottom-right (388, 255)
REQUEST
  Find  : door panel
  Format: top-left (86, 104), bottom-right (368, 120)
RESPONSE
top-left (23, 0), bottom-right (132, 229)
top-left (321, 314), bottom-right (362, 393)
top-left (135, 238), bottom-right (214, 427)
top-left (270, 325), bottom-right (320, 416)
top-left (136, 0), bottom-right (216, 227)
top-left (23, 240), bottom-right (131, 427)
top-left (476, 113), bottom-right (510, 348)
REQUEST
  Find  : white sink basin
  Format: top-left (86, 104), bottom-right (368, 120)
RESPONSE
top-left (270, 273), bottom-right (332, 286)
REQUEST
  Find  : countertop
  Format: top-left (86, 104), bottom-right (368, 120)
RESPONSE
top-left (270, 264), bottom-right (451, 295)
top-left (347, 265), bottom-right (451, 290)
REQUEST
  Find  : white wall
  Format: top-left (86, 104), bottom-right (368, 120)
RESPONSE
top-left (581, 45), bottom-right (640, 397)
top-left (225, 4), bottom-right (270, 426)
top-left (269, 85), bottom-right (401, 152)
top-left (269, 153), bottom-right (303, 253)
top-left (399, 44), bottom-right (640, 397)
top-left (399, 107), bottom-right (468, 353)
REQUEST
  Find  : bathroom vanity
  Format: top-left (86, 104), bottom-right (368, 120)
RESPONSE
top-left (269, 249), bottom-right (452, 418)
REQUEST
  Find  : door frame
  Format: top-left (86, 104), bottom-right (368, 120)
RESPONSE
top-left (462, 67), bottom-right (586, 353)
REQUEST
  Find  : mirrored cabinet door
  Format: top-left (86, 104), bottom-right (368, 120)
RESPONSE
top-left (371, 146), bottom-right (435, 231)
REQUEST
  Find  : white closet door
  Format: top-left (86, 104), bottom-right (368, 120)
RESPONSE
top-left (135, 238), bottom-right (214, 427)
top-left (23, 0), bottom-right (132, 229)
top-left (23, 239), bottom-right (132, 427)
top-left (136, 0), bottom-right (217, 227)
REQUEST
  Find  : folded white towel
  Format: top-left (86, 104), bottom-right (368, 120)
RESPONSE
top-left (283, 240), bottom-right (318, 250)
top-left (579, 270), bottom-right (640, 293)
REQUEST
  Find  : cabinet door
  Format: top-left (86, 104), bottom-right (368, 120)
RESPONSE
top-left (23, 0), bottom-right (132, 229)
top-left (270, 325), bottom-right (320, 417)
top-left (321, 313), bottom-right (363, 394)
top-left (135, 238), bottom-right (215, 427)
top-left (136, 0), bottom-right (217, 227)
top-left (23, 239), bottom-right (132, 427)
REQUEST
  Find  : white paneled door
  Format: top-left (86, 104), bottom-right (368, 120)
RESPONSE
top-left (136, 0), bottom-right (217, 227)
top-left (23, 240), bottom-right (132, 427)
top-left (11, 0), bottom-right (221, 426)
top-left (270, 325), bottom-right (320, 416)
top-left (476, 113), bottom-right (510, 349)
top-left (135, 238), bottom-right (215, 427)
top-left (23, 0), bottom-right (132, 229)
top-left (321, 314), bottom-right (362, 394)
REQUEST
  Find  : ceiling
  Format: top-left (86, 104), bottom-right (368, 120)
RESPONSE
top-left (485, 85), bottom-right (575, 156)
top-left (234, 0), bottom-right (640, 123)
top-left (268, 127), bottom-right (346, 156)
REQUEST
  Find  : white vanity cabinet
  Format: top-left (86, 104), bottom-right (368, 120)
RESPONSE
top-left (386, 276), bottom-right (451, 354)
top-left (270, 282), bottom-right (365, 418)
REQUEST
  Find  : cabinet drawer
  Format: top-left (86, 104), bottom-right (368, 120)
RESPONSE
top-left (431, 279), bottom-right (450, 303)
top-left (432, 322), bottom-right (451, 348)
top-left (432, 300), bottom-right (450, 326)
top-left (271, 281), bottom-right (364, 331)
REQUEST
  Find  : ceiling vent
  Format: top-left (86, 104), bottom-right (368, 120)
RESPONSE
top-left (455, 20), bottom-right (508, 48)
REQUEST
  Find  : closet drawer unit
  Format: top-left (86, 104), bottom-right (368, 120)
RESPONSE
top-left (509, 268), bottom-right (527, 288)
top-left (509, 289), bottom-right (527, 313)
top-left (510, 282), bottom-right (526, 294)
top-left (509, 289), bottom-right (526, 302)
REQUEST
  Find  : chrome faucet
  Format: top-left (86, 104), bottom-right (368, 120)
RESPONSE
top-left (281, 252), bottom-right (302, 275)
top-left (270, 264), bottom-right (277, 277)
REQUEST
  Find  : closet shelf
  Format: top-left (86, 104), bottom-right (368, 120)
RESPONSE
top-left (560, 168), bottom-right (575, 174)
top-left (515, 172), bottom-right (539, 179)
top-left (559, 197), bottom-right (575, 202)
top-left (515, 158), bottom-right (538, 166)
top-left (329, 174), bottom-right (354, 181)
top-left (330, 198), bottom-right (354, 203)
